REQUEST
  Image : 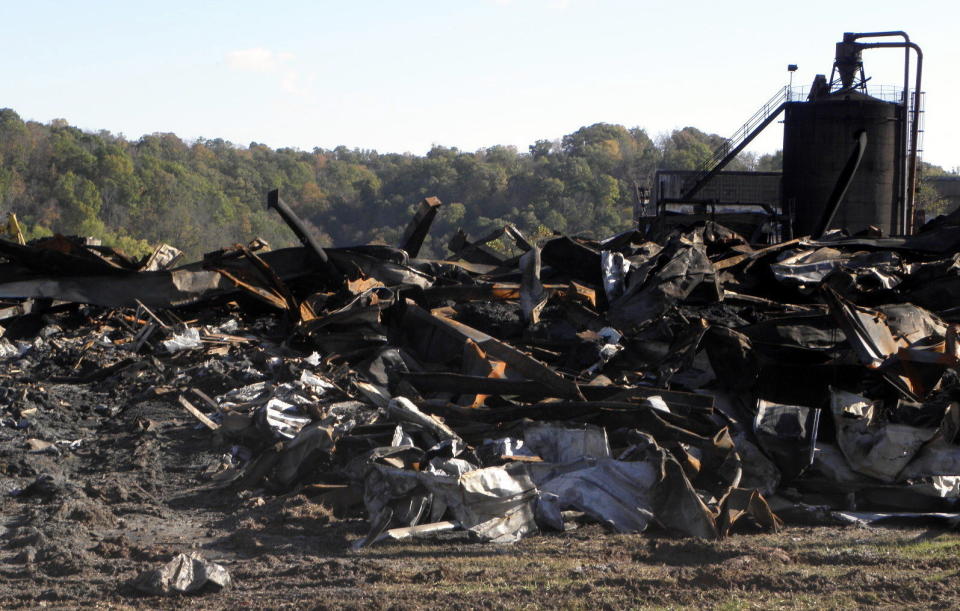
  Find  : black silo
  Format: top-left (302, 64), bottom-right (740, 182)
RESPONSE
top-left (782, 92), bottom-right (904, 236)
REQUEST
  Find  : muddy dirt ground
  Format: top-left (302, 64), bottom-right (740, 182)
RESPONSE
top-left (2, 311), bottom-right (960, 610)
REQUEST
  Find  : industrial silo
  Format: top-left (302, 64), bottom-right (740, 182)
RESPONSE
top-left (782, 91), bottom-right (904, 237)
top-left (656, 32), bottom-right (921, 238)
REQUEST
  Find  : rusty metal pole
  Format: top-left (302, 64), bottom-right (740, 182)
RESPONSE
top-left (266, 189), bottom-right (343, 280)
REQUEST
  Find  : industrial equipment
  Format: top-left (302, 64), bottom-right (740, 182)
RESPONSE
top-left (652, 31), bottom-right (924, 239)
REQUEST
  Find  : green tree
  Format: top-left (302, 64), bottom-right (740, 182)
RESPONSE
top-left (54, 171), bottom-right (105, 236)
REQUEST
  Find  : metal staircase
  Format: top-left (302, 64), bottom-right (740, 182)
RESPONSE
top-left (680, 86), bottom-right (790, 201)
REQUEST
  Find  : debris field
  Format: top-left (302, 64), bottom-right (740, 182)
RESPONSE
top-left (3, 191), bottom-right (960, 604)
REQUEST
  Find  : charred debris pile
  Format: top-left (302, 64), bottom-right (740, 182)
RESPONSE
top-left (4, 192), bottom-right (960, 547)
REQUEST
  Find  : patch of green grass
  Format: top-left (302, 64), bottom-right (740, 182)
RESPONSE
top-left (713, 600), bottom-right (747, 611)
top-left (922, 569), bottom-right (959, 583)
top-left (895, 535), bottom-right (960, 560)
top-left (846, 532), bottom-right (960, 563)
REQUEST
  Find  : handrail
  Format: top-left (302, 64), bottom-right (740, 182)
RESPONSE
top-left (695, 87), bottom-right (788, 174)
top-left (679, 87), bottom-right (790, 201)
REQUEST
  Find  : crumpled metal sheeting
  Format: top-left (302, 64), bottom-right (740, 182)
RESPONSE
top-left (0, 242), bottom-right (332, 309)
top-left (215, 370), bottom-right (341, 442)
top-left (898, 402), bottom-right (960, 481)
top-left (426, 465), bottom-right (539, 543)
top-left (768, 246), bottom-right (910, 295)
top-left (830, 387), bottom-right (938, 482)
top-left (901, 447), bottom-right (960, 483)
top-left (807, 440), bottom-right (960, 503)
top-left (229, 422), bottom-right (339, 490)
top-left (11, 201), bottom-right (960, 549)
top-left (270, 424), bottom-right (337, 488)
top-left (523, 421), bottom-right (610, 463)
top-left (356, 462), bottom-right (540, 547)
top-left (131, 552), bottom-right (231, 596)
top-left (353, 413), bottom-right (766, 545)
top-left (257, 398), bottom-right (312, 440)
top-left (753, 400), bottom-right (820, 481)
top-left (737, 314), bottom-right (846, 358)
top-left (877, 303), bottom-right (950, 345)
top-left (528, 446), bottom-right (726, 540)
top-left (715, 488), bottom-right (783, 536)
top-left (601, 250), bottom-right (632, 302)
top-left (823, 288), bottom-right (900, 369)
top-left (537, 458), bottom-right (660, 534)
top-left (387, 396), bottom-right (462, 445)
top-left (0, 269), bottom-right (227, 309)
top-left (297, 286), bottom-right (397, 359)
top-left (327, 248), bottom-right (434, 290)
top-left (731, 431), bottom-right (781, 497)
top-left (771, 247), bottom-right (849, 290)
top-left (607, 237), bottom-right (721, 333)
top-left (519, 247), bottom-right (547, 325)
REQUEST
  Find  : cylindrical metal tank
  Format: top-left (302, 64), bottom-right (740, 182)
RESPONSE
top-left (782, 92), bottom-right (904, 236)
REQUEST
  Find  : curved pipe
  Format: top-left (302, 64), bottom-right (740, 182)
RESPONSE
top-left (846, 33), bottom-right (910, 113)
top-left (813, 130), bottom-right (867, 240)
top-left (846, 32), bottom-right (911, 107)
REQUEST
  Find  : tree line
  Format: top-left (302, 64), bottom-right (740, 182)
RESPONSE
top-left (0, 108), bottom-right (950, 261)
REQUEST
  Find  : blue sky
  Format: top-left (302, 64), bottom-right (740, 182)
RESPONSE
top-left (2, 0), bottom-right (956, 169)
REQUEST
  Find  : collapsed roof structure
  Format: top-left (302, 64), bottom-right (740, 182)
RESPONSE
top-left (4, 189), bottom-right (960, 564)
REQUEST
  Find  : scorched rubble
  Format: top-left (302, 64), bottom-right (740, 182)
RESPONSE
top-left (4, 195), bottom-right (960, 575)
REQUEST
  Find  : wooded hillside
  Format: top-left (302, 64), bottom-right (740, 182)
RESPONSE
top-left (0, 108), bottom-right (792, 260)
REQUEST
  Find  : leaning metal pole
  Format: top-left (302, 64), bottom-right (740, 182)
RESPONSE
top-left (266, 189), bottom-right (343, 281)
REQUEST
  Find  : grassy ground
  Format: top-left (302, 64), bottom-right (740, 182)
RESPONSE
top-left (325, 524), bottom-right (960, 609)
top-left (69, 519), bottom-right (960, 609)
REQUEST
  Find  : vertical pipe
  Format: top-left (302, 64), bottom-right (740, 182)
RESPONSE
top-left (859, 42), bottom-right (925, 234)
top-left (905, 45), bottom-right (923, 234)
top-left (901, 40), bottom-right (911, 234)
top-left (857, 35), bottom-right (914, 234)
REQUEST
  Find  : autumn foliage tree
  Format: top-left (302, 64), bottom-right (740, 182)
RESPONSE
top-left (3, 108), bottom-right (903, 261)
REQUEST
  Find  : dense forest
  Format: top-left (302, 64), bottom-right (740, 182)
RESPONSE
top-left (0, 107), bottom-right (952, 260)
